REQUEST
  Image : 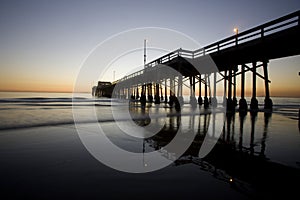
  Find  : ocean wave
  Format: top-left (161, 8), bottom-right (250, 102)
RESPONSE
top-left (0, 119), bottom-right (117, 131)
top-left (0, 97), bottom-right (116, 103)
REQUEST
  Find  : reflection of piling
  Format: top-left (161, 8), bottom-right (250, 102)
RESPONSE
top-left (226, 114), bottom-right (232, 142)
top-left (260, 112), bottom-right (271, 158)
top-left (250, 112), bottom-right (257, 155)
top-left (231, 113), bottom-right (235, 141)
top-left (238, 112), bottom-right (246, 151)
top-left (298, 109), bottom-right (300, 131)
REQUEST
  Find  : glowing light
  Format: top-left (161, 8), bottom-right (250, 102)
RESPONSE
top-left (229, 178), bottom-right (233, 182)
top-left (233, 28), bottom-right (239, 34)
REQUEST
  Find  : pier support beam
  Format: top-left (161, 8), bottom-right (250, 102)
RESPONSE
top-left (250, 62), bottom-right (258, 110)
top-left (169, 77), bottom-right (180, 111)
top-left (223, 71), bottom-right (227, 106)
top-left (198, 74), bottom-right (203, 105)
top-left (160, 84), bottom-right (164, 101)
top-left (164, 79), bottom-right (168, 104)
top-left (154, 83), bottom-right (160, 104)
top-left (127, 87), bottom-right (130, 99)
top-left (227, 69), bottom-right (234, 111)
top-left (211, 72), bottom-right (217, 107)
top-left (239, 65), bottom-right (248, 111)
top-left (190, 76), bottom-right (197, 108)
top-left (136, 87), bottom-right (139, 100)
top-left (263, 60), bottom-right (273, 110)
top-left (147, 83), bottom-right (153, 103)
top-left (233, 66), bottom-right (238, 106)
top-left (178, 75), bottom-right (184, 105)
top-left (131, 87), bottom-right (135, 100)
top-left (169, 79), bottom-right (174, 106)
top-left (228, 70), bottom-right (232, 100)
top-left (204, 75), bottom-right (209, 109)
top-left (140, 84), bottom-right (146, 107)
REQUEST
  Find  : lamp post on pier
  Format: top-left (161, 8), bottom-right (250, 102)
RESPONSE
top-left (234, 27), bottom-right (238, 45)
top-left (144, 39), bottom-right (147, 69)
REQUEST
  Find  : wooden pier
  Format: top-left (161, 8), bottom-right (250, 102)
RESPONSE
top-left (94, 10), bottom-right (300, 111)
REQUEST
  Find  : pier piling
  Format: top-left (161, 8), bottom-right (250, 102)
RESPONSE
top-left (263, 60), bottom-right (273, 110)
top-left (250, 62), bottom-right (258, 110)
top-left (198, 74), bottom-right (203, 105)
top-left (239, 65), bottom-right (248, 111)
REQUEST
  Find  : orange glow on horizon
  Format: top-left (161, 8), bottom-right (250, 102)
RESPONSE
top-left (1, 83), bottom-right (299, 97)
top-left (1, 56), bottom-right (299, 97)
top-left (0, 79), bottom-right (75, 93)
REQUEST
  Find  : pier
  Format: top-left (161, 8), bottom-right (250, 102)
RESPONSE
top-left (94, 10), bottom-right (300, 112)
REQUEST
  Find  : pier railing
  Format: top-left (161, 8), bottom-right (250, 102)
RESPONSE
top-left (115, 10), bottom-right (299, 84)
top-left (195, 10), bottom-right (300, 56)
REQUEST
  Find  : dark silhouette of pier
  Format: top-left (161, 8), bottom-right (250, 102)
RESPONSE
top-left (95, 10), bottom-right (300, 112)
top-left (135, 108), bottom-right (300, 198)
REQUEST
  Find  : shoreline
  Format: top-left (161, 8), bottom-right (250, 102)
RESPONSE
top-left (0, 107), bottom-right (298, 131)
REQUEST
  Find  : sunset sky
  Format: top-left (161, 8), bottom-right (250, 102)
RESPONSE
top-left (0, 0), bottom-right (299, 97)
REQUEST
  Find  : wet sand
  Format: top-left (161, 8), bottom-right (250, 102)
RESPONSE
top-left (0, 112), bottom-right (299, 199)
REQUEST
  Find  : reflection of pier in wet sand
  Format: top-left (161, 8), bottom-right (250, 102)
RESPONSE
top-left (130, 107), bottom-right (300, 198)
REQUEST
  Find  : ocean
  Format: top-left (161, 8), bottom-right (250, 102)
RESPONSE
top-left (0, 91), bottom-right (299, 199)
top-left (0, 92), bottom-right (298, 130)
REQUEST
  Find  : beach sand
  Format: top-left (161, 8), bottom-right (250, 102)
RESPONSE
top-left (0, 112), bottom-right (299, 199)
top-left (0, 125), bottom-right (247, 199)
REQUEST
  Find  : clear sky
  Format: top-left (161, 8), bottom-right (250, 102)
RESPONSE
top-left (0, 0), bottom-right (299, 97)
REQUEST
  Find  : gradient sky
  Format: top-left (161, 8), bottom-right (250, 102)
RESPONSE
top-left (0, 0), bottom-right (299, 97)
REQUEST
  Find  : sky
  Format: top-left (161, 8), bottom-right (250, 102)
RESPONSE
top-left (0, 0), bottom-right (299, 97)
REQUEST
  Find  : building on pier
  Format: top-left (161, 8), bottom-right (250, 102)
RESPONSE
top-left (94, 81), bottom-right (115, 98)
